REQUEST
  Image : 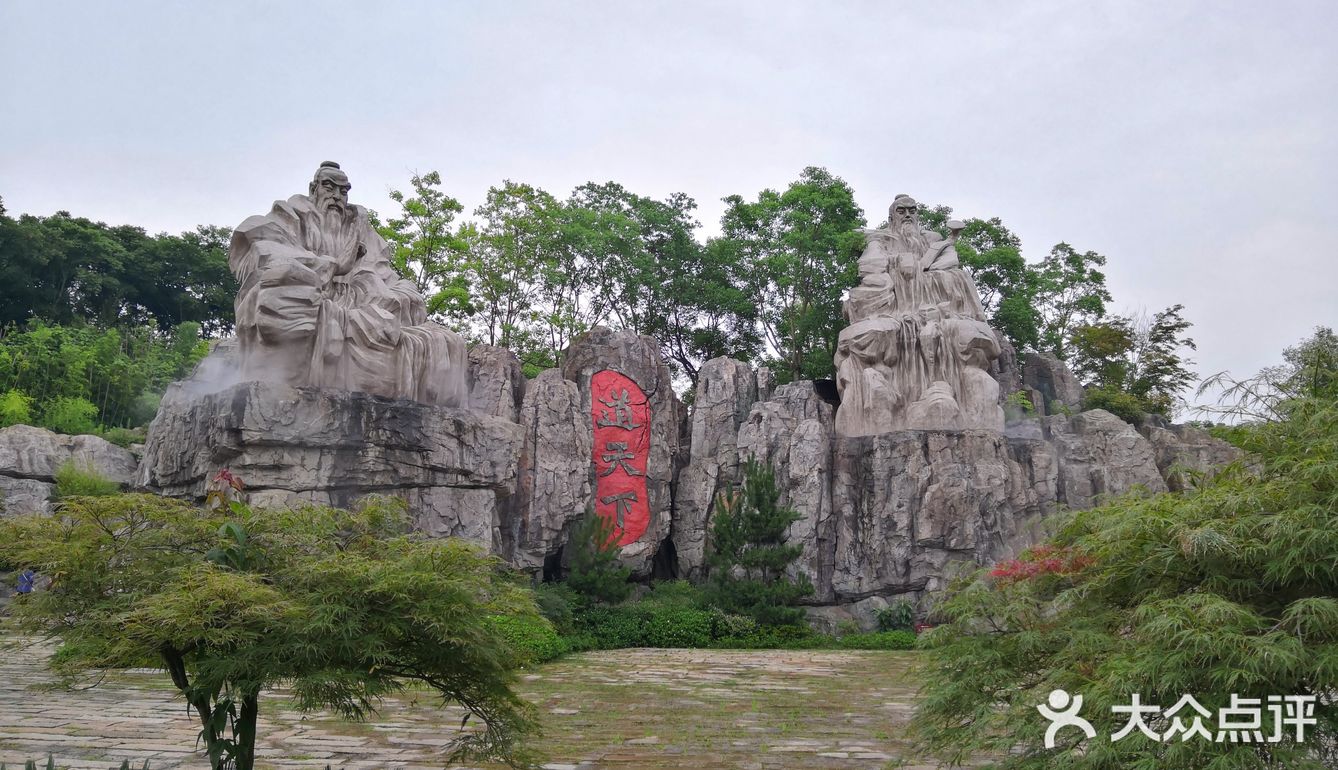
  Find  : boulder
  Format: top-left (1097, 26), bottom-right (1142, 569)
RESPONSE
top-left (506, 370), bottom-right (592, 573)
top-left (1139, 422), bottom-right (1244, 492)
top-left (468, 344), bottom-right (526, 423)
top-left (561, 327), bottom-right (687, 572)
top-left (1045, 409), bottom-right (1167, 508)
top-left (136, 381), bottom-right (523, 550)
top-left (1023, 352), bottom-right (1084, 414)
top-left (0, 425), bottom-right (137, 516)
top-left (675, 357), bottom-right (759, 579)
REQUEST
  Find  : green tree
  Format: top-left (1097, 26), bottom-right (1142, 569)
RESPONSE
top-left (0, 320), bottom-right (206, 430)
top-left (468, 181), bottom-right (554, 372)
top-left (0, 495), bottom-right (541, 770)
top-left (1032, 243), bottom-right (1113, 360)
top-left (920, 206), bottom-right (1039, 350)
top-left (564, 509), bottom-right (633, 605)
top-left (374, 171), bottom-right (474, 323)
top-left (1126, 304), bottom-right (1197, 415)
top-left (1199, 326), bottom-right (1338, 423)
top-left (572, 182), bottom-right (758, 382)
top-left (706, 459), bottom-right (814, 626)
top-left (0, 204), bottom-right (234, 333)
top-left (0, 388), bottom-right (33, 427)
top-left (720, 167), bottom-right (864, 383)
top-left (910, 397), bottom-right (1338, 769)
top-left (1070, 305), bottom-right (1197, 418)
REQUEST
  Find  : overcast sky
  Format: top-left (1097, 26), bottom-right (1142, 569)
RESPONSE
top-left (2, 1), bottom-right (1334, 406)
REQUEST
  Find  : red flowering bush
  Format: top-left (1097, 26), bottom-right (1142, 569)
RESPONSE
top-left (988, 544), bottom-right (1094, 585)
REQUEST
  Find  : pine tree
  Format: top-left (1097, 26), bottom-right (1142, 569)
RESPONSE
top-left (565, 509), bottom-right (633, 605)
top-left (706, 459), bottom-right (814, 626)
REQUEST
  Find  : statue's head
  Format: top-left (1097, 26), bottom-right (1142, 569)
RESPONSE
top-left (889, 195), bottom-right (920, 230)
top-left (309, 161), bottom-right (352, 213)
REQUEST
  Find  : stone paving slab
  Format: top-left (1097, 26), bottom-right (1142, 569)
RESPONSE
top-left (0, 636), bottom-right (957, 769)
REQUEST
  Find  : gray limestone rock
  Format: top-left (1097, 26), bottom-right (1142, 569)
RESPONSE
top-left (1023, 352), bottom-right (1085, 415)
top-left (137, 381), bottom-right (523, 550)
top-left (735, 382), bottom-right (837, 595)
top-left (1139, 422), bottom-right (1244, 492)
top-left (991, 331), bottom-right (1024, 401)
top-left (507, 370), bottom-right (592, 572)
top-left (468, 344), bottom-right (526, 423)
top-left (675, 357), bottom-right (758, 579)
top-left (561, 326), bottom-right (687, 572)
top-left (0, 477), bottom-right (55, 517)
top-left (1045, 409), bottom-right (1167, 508)
top-left (0, 425), bottom-right (137, 516)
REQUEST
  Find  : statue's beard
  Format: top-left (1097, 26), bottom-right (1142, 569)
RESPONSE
top-left (895, 220), bottom-right (930, 253)
top-left (317, 200), bottom-right (353, 227)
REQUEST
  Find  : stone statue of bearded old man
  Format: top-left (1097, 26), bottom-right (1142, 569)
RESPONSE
top-left (834, 194), bottom-right (1004, 435)
top-left (229, 162), bottom-right (467, 405)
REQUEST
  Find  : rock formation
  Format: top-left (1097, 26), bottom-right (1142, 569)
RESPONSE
top-left (230, 162), bottom-right (468, 406)
top-left (0, 425), bottom-right (137, 516)
top-left (137, 380), bottom-right (523, 549)
top-left (834, 195), bottom-right (1004, 435)
top-left (126, 170), bottom-right (1244, 619)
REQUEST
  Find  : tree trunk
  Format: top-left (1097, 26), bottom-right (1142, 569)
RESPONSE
top-left (235, 690), bottom-right (260, 770)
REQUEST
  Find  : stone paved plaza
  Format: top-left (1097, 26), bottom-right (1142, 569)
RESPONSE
top-left (0, 636), bottom-right (954, 770)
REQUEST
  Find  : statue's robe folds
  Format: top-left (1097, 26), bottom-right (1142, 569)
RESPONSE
top-left (229, 195), bottom-right (467, 406)
top-left (833, 229), bottom-right (1004, 436)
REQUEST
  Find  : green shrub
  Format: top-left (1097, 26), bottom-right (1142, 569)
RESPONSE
top-left (99, 426), bottom-right (146, 448)
top-left (875, 600), bottom-right (915, 632)
top-left (576, 605), bottom-right (647, 649)
top-left (644, 606), bottom-right (714, 648)
top-left (0, 389), bottom-right (33, 427)
top-left (716, 623), bottom-right (828, 650)
top-left (1004, 390), bottom-right (1036, 417)
top-left (491, 613), bottom-right (567, 664)
top-left (836, 630), bottom-right (917, 650)
top-left (708, 608), bottom-right (758, 639)
top-left (39, 396), bottom-right (99, 435)
top-left (53, 461), bottom-right (120, 498)
top-left (642, 579), bottom-right (707, 608)
top-left (1082, 387), bottom-right (1143, 423)
top-left (534, 582), bottom-right (582, 635)
top-left (910, 398), bottom-right (1338, 768)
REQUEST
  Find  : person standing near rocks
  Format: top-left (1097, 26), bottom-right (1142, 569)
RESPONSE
top-left (16, 567), bottom-right (35, 598)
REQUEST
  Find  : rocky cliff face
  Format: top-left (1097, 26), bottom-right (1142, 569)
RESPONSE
top-left (116, 328), bottom-right (1242, 611)
top-left (136, 381), bottom-right (525, 549)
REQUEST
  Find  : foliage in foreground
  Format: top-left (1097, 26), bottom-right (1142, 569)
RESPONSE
top-left (910, 397), bottom-right (1338, 768)
top-left (0, 495), bottom-right (543, 770)
top-left (534, 579), bottom-right (916, 652)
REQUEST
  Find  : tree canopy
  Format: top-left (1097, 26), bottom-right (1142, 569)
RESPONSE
top-left (0, 200), bottom-right (235, 335)
top-left (0, 494), bottom-right (543, 770)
